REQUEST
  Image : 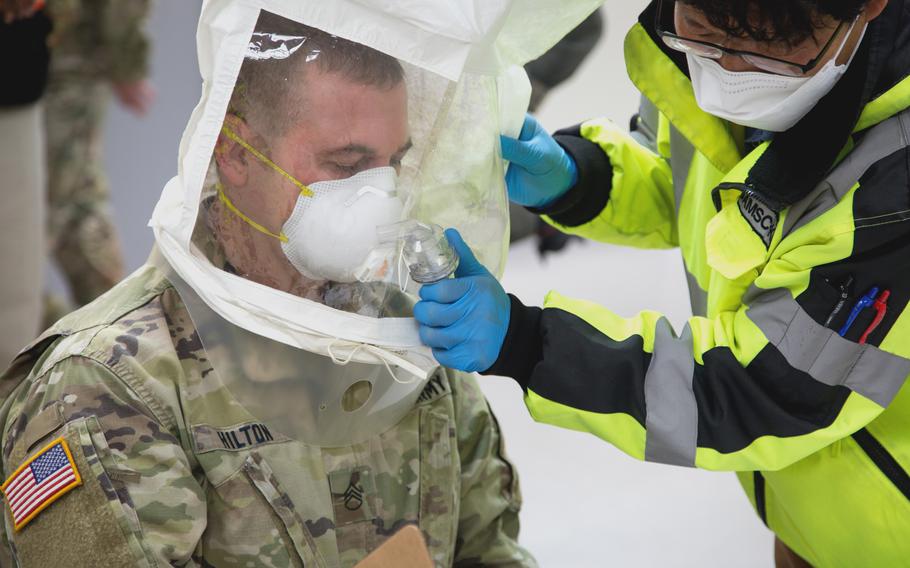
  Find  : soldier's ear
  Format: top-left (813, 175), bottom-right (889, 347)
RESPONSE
top-left (215, 114), bottom-right (252, 187)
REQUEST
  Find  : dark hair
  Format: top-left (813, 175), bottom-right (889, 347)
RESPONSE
top-left (229, 11), bottom-right (405, 134)
top-left (678, 0), bottom-right (867, 44)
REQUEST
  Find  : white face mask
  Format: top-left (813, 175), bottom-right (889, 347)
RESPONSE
top-left (281, 167), bottom-right (404, 283)
top-left (687, 20), bottom-right (865, 132)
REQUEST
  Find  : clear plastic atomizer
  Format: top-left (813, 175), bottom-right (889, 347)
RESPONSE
top-left (378, 220), bottom-right (459, 284)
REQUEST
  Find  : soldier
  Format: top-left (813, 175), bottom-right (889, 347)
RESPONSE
top-left (42, 0), bottom-right (153, 325)
top-left (0, 9), bottom-right (537, 568)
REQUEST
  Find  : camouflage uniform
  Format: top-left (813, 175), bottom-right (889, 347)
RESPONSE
top-left (0, 263), bottom-right (535, 567)
top-left (42, 0), bottom-right (151, 322)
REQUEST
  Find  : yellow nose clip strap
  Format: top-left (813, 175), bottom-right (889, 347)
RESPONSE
top-left (220, 126), bottom-right (314, 198)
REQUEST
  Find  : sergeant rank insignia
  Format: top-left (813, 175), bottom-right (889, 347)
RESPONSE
top-left (1, 437), bottom-right (82, 531)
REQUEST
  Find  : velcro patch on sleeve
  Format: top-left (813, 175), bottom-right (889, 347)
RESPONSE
top-left (1, 437), bottom-right (82, 531)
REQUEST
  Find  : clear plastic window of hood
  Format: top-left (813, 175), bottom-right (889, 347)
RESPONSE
top-left (192, 10), bottom-right (507, 321)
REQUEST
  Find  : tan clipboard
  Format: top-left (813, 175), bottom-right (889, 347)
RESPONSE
top-left (354, 525), bottom-right (433, 568)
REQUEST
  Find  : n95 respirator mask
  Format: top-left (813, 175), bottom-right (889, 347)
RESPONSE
top-left (281, 167), bottom-right (404, 283)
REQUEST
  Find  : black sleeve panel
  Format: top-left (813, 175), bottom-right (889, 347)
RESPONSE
top-left (526, 124), bottom-right (614, 228)
top-left (483, 295), bottom-right (543, 388)
top-left (694, 346), bottom-right (851, 454)
top-left (487, 297), bottom-right (859, 457)
top-left (531, 308), bottom-right (650, 427)
top-left (485, 299), bottom-right (649, 428)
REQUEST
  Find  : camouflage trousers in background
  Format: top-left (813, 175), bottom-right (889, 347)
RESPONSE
top-left (43, 74), bottom-right (125, 327)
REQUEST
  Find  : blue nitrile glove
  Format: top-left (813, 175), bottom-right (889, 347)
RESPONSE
top-left (414, 229), bottom-right (510, 373)
top-left (501, 114), bottom-right (578, 208)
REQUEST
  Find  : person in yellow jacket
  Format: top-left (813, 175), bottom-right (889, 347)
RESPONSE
top-left (414, 0), bottom-right (910, 565)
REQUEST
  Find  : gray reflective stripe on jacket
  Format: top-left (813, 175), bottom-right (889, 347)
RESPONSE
top-left (744, 286), bottom-right (910, 408)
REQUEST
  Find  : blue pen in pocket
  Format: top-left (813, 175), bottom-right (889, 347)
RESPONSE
top-left (839, 286), bottom-right (880, 337)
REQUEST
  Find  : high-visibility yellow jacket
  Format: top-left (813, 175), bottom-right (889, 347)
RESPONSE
top-left (488, 2), bottom-right (910, 565)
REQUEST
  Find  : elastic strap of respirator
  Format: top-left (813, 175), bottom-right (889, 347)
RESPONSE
top-left (215, 182), bottom-right (289, 242)
top-left (215, 125), bottom-right (318, 243)
top-left (220, 125), bottom-right (314, 197)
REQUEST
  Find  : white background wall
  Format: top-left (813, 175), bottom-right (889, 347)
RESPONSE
top-left (89, 2), bottom-right (774, 566)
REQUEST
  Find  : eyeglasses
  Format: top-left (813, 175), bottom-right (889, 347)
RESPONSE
top-left (655, 0), bottom-right (850, 77)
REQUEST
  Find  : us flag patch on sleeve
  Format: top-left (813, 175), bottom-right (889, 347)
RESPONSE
top-left (1, 437), bottom-right (82, 531)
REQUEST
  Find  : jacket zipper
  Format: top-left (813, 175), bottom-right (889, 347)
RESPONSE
top-left (753, 471), bottom-right (768, 526)
top-left (852, 428), bottom-right (910, 501)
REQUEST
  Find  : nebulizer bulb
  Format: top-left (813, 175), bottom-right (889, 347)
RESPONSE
top-left (378, 221), bottom-right (459, 284)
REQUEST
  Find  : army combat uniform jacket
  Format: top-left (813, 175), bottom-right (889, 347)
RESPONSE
top-left (0, 265), bottom-right (534, 567)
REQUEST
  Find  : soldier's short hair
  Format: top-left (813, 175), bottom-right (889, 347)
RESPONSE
top-left (229, 11), bottom-right (405, 135)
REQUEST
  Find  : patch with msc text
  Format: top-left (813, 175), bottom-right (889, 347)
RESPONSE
top-left (738, 190), bottom-right (780, 247)
top-left (1, 437), bottom-right (82, 531)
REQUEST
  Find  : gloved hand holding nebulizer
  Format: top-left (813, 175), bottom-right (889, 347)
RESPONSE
top-left (148, 0), bottom-right (602, 446)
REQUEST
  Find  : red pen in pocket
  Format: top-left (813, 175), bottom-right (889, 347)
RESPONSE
top-left (858, 289), bottom-right (890, 345)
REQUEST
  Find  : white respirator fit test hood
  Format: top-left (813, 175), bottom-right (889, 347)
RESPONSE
top-left (149, 0), bottom-right (602, 446)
